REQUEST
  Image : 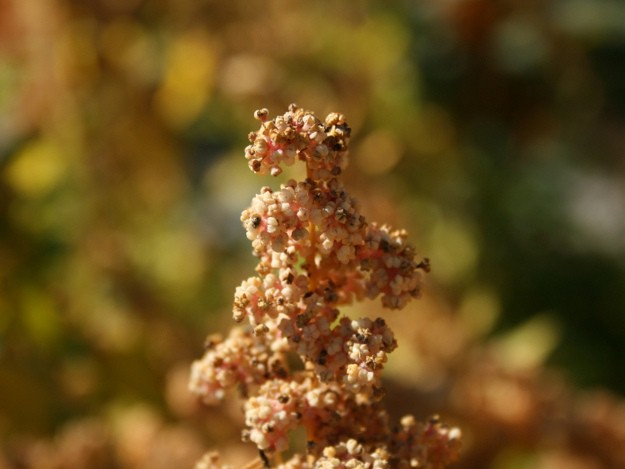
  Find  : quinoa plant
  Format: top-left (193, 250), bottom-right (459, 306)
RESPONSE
top-left (189, 105), bottom-right (461, 468)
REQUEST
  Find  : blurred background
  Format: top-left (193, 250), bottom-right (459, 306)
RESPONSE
top-left (1, 0), bottom-right (625, 467)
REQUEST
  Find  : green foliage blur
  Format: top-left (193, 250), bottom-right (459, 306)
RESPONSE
top-left (1, 0), bottom-right (625, 466)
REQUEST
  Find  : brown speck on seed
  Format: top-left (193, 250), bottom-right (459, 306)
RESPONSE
top-left (254, 108), bottom-right (269, 121)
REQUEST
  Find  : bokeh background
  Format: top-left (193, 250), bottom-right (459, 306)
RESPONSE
top-left (2, 0), bottom-right (625, 467)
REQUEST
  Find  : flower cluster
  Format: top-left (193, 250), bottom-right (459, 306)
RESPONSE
top-left (189, 106), bottom-right (461, 468)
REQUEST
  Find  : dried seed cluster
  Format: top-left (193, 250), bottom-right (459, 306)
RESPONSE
top-left (245, 104), bottom-right (349, 180)
top-left (189, 106), bottom-right (461, 468)
top-left (189, 328), bottom-right (288, 404)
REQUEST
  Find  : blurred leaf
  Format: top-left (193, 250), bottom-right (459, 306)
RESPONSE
top-left (4, 137), bottom-right (67, 197)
